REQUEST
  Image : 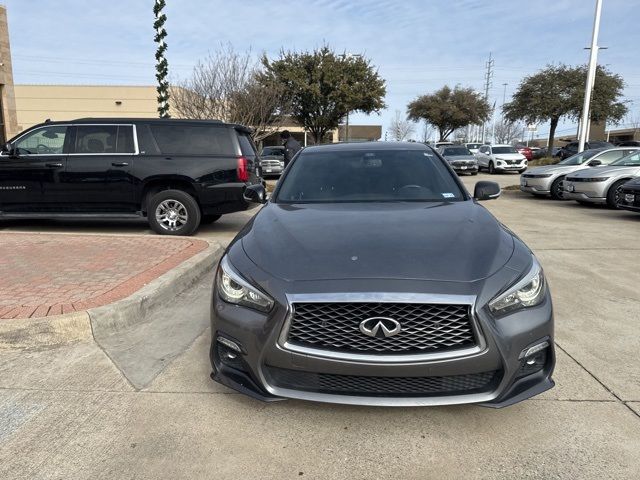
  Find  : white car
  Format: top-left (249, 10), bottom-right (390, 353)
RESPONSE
top-left (465, 142), bottom-right (483, 155)
top-left (520, 147), bottom-right (640, 200)
top-left (563, 151), bottom-right (640, 208)
top-left (476, 145), bottom-right (527, 174)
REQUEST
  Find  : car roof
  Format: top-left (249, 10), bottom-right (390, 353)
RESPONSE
top-left (30, 118), bottom-right (250, 129)
top-left (302, 141), bottom-right (430, 153)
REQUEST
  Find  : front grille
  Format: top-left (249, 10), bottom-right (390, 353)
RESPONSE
top-left (261, 159), bottom-right (282, 168)
top-left (286, 302), bottom-right (476, 354)
top-left (265, 366), bottom-right (500, 397)
top-left (453, 160), bottom-right (476, 166)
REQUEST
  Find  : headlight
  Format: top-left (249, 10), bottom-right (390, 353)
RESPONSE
top-left (582, 177), bottom-right (609, 182)
top-left (489, 259), bottom-right (546, 315)
top-left (217, 256), bottom-right (274, 312)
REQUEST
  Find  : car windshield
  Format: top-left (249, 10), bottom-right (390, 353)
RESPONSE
top-left (275, 148), bottom-right (465, 203)
top-left (492, 146), bottom-right (518, 154)
top-left (261, 147), bottom-right (284, 157)
top-left (558, 150), bottom-right (599, 165)
top-left (610, 152), bottom-right (640, 166)
top-left (442, 147), bottom-right (471, 156)
top-left (466, 143), bottom-right (482, 149)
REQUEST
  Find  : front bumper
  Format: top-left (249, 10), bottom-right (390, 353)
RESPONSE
top-left (495, 163), bottom-right (526, 172)
top-left (261, 166), bottom-right (284, 176)
top-left (563, 181), bottom-right (608, 203)
top-left (210, 276), bottom-right (555, 408)
top-left (520, 177), bottom-right (552, 195)
top-left (452, 165), bottom-right (478, 174)
top-left (616, 190), bottom-right (640, 212)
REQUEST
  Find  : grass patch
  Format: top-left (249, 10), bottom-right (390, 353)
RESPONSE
top-left (503, 185), bottom-right (521, 191)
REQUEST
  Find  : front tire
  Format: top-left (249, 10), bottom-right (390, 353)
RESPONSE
top-left (550, 177), bottom-right (566, 200)
top-left (488, 161), bottom-right (496, 174)
top-left (606, 179), bottom-right (628, 209)
top-left (147, 189), bottom-right (201, 236)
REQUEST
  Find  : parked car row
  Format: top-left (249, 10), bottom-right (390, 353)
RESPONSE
top-left (520, 147), bottom-right (640, 211)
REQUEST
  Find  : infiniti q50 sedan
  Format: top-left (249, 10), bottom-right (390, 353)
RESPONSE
top-left (210, 142), bottom-right (554, 408)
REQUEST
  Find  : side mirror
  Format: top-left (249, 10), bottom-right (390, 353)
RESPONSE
top-left (588, 159), bottom-right (601, 167)
top-left (1, 142), bottom-right (13, 156)
top-left (243, 184), bottom-right (267, 204)
top-left (474, 181), bottom-right (501, 201)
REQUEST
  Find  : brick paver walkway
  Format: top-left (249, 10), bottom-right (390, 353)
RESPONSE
top-left (0, 233), bottom-right (208, 319)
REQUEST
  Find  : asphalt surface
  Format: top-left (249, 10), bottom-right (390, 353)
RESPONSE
top-left (1, 172), bottom-right (639, 479)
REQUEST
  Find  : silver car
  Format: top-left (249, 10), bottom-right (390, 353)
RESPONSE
top-left (260, 146), bottom-right (285, 177)
top-left (520, 147), bottom-right (640, 200)
top-left (563, 151), bottom-right (640, 207)
top-left (438, 145), bottom-right (479, 175)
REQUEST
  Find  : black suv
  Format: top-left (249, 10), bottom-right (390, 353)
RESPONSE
top-left (558, 141), bottom-right (614, 160)
top-left (0, 118), bottom-right (262, 235)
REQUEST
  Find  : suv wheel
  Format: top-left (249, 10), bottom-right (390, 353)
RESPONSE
top-left (550, 177), bottom-right (566, 200)
top-left (488, 161), bottom-right (496, 174)
top-left (606, 179), bottom-right (628, 209)
top-left (148, 189), bottom-right (201, 236)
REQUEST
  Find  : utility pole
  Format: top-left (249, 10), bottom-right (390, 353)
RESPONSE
top-left (480, 53), bottom-right (494, 143)
top-left (578, 0), bottom-right (603, 153)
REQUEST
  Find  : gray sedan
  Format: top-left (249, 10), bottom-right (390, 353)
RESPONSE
top-left (211, 142), bottom-right (554, 408)
top-left (520, 147), bottom-right (640, 200)
top-left (438, 146), bottom-right (479, 175)
top-left (563, 151), bottom-right (640, 207)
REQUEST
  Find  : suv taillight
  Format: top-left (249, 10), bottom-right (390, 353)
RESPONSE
top-left (237, 156), bottom-right (249, 182)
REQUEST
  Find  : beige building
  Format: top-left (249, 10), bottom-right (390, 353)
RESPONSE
top-left (0, 5), bottom-right (18, 143)
top-left (13, 85), bottom-right (164, 133)
top-left (13, 84), bottom-right (379, 147)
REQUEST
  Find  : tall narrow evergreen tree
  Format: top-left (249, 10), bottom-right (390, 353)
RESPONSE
top-left (153, 0), bottom-right (170, 117)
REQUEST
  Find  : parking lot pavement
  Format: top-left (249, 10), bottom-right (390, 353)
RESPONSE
top-left (1, 175), bottom-right (640, 479)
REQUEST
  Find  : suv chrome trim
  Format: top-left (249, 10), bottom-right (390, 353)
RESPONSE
top-left (277, 292), bottom-right (487, 364)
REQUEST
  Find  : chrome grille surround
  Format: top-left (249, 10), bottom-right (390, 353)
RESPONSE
top-left (278, 293), bottom-right (486, 363)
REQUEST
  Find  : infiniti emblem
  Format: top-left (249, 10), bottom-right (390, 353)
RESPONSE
top-left (359, 317), bottom-right (402, 338)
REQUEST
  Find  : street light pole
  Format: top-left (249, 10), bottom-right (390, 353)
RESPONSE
top-left (578, 0), bottom-right (603, 153)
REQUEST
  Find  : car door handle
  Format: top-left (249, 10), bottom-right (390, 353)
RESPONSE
top-left (45, 162), bottom-right (63, 168)
top-left (112, 162), bottom-right (129, 167)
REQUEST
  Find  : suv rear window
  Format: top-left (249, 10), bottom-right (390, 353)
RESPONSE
top-left (149, 125), bottom-right (235, 155)
top-left (237, 132), bottom-right (257, 157)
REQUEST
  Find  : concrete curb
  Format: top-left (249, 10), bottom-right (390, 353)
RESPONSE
top-left (0, 240), bottom-right (223, 348)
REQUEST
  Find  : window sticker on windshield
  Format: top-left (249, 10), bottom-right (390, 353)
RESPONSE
top-left (442, 193), bottom-right (455, 198)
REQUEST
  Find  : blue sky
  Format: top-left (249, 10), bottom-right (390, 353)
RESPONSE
top-left (3, 0), bottom-right (639, 140)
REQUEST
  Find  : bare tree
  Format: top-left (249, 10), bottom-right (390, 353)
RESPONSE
top-left (388, 110), bottom-right (416, 141)
top-left (420, 120), bottom-right (434, 143)
top-left (625, 111), bottom-right (640, 132)
top-left (493, 119), bottom-right (525, 144)
top-left (171, 44), bottom-right (286, 142)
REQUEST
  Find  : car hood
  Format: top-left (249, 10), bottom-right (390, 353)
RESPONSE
top-left (527, 164), bottom-right (586, 175)
top-left (444, 155), bottom-right (477, 162)
top-left (241, 202), bottom-right (514, 282)
top-left (567, 165), bottom-right (640, 178)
